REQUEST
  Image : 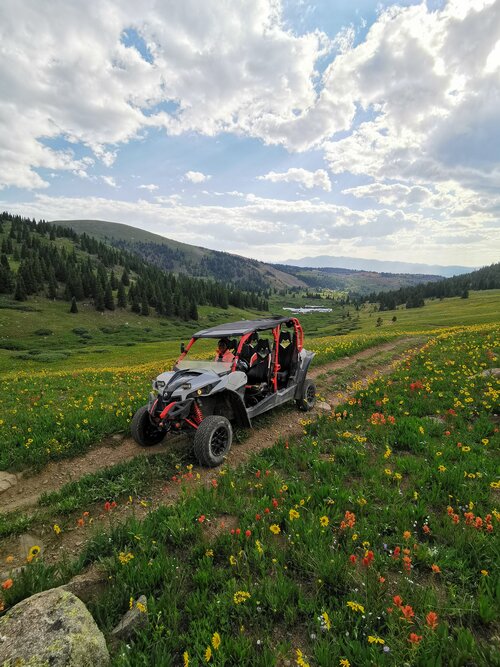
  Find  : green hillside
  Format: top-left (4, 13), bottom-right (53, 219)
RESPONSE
top-left (52, 219), bottom-right (305, 291)
top-left (53, 219), bottom-right (444, 296)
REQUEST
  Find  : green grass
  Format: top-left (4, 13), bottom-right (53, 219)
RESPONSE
top-left (2, 325), bottom-right (498, 666)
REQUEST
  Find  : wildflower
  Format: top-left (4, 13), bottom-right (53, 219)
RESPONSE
top-left (198, 515), bottom-right (206, 523)
top-left (183, 651), bottom-right (189, 667)
top-left (362, 550), bottom-right (374, 567)
top-left (346, 601), bottom-right (365, 613)
top-left (212, 632), bottom-right (221, 650)
top-left (270, 524), bottom-right (281, 534)
top-left (340, 659), bottom-right (350, 667)
top-left (255, 540), bottom-right (263, 555)
top-left (393, 595), bottom-right (403, 607)
top-left (245, 530), bottom-right (251, 538)
top-left (403, 530), bottom-right (411, 540)
top-left (349, 554), bottom-right (357, 564)
top-left (53, 524), bottom-right (61, 535)
top-left (400, 605), bottom-right (415, 621)
top-left (431, 564), bottom-right (441, 574)
top-left (136, 601), bottom-right (147, 613)
top-left (321, 611), bottom-right (331, 630)
top-left (118, 552), bottom-right (134, 565)
top-left (205, 549), bottom-right (214, 558)
top-left (229, 555), bottom-right (237, 566)
top-left (426, 611), bottom-right (438, 630)
top-left (320, 516), bottom-right (329, 527)
top-left (481, 570), bottom-right (489, 576)
top-left (438, 465), bottom-right (447, 473)
top-left (1, 579), bottom-right (13, 590)
top-left (368, 636), bottom-right (385, 645)
top-left (295, 648), bottom-right (310, 667)
top-left (27, 545), bottom-right (41, 563)
top-left (233, 591), bottom-right (251, 604)
top-left (408, 633), bottom-right (423, 644)
top-left (205, 646), bottom-right (212, 662)
top-left (5, 556), bottom-right (14, 564)
top-left (289, 509), bottom-right (300, 521)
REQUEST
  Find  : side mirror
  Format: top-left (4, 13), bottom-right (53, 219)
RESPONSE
top-left (180, 342), bottom-right (185, 354)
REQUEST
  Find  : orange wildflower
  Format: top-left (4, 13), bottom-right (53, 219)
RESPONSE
top-left (400, 605), bottom-right (415, 622)
top-left (426, 611), bottom-right (439, 630)
top-left (431, 564), bottom-right (441, 574)
top-left (1, 578), bottom-right (13, 590)
top-left (408, 633), bottom-right (422, 644)
top-left (393, 595), bottom-right (403, 607)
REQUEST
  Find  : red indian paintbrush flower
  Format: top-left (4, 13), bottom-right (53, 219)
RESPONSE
top-left (426, 611), bottom-right (438, 630)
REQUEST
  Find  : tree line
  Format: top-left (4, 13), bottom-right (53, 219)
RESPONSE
top-left (0, 213), bottom-right (268, 319)
top-left (364, 262), bottom-right (500, 311)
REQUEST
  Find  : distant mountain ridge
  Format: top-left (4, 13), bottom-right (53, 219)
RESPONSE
top-left (52, 219), bottom-right (446, 295)
top-left (284, 255), bottom-right (476, 277)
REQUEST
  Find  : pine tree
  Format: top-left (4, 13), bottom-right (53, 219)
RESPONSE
top-left (104, 281), bottom-right (115, 310)
top-left (70, 296), bottom-right (78, 313)
top-left (117, 281), bottom-right (127, 308)
top-left (94, 282), bottom-right (105, 312)
top-left (121, 268), bottom-right (130, 286)
top-left (14, 274), bottom-right (27, 301)
top-left (141, 296), bottom-right (149, 316)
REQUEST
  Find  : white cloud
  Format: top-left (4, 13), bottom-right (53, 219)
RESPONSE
top-left (138, 183), bottom-right (159, 191)
top-left (185, 171), bottom-right (211, 184)
top-left (258, 168), bottom-right (331, 191)
top-left (101, 175), bottom-right (118, 188)
top-left (6, 193), bottom-right (498, 267)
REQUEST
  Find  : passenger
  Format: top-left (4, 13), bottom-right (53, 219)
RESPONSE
top-left (215, 337), bottom-right (235, 362)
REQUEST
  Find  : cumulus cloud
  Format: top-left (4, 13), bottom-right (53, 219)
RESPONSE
top-left (101, 176), bottom-right (118, 188)
top-left (258, 168), bottom-right (331, 191)
top-left (185, 171), bottom-right (211, 184)
top-left (6, 192), bottom-right (497, 267)
top-left (138, 183), bottom-right (159, 191)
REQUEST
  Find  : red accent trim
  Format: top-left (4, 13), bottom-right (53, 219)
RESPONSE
top-left (149, 398), bottom-right (158, 416)
top-left (175, 337), bottom-right (196, 365)
top-left (192, 402), bottom-right (203, 424)
top-left (290, 318), bottom-right (303, 351)
top-left (159, 401), bottom-right (176, 420)
top-left (231, 332), bottom-right (254, 372)
top-left (271, 325), bottom-right (280, 393)
top-left (184, 418), bottom-right (199, 429)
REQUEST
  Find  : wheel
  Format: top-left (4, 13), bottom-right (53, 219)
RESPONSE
top-left (193, 415), bottom-right (233, 467)
top-left (296, 379), bottom-right (316, 412)
top-left (131, 405), bottom-right (166, 446)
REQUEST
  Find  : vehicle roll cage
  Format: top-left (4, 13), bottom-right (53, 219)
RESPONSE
top-left (176, 317), bottom-right (304, 393)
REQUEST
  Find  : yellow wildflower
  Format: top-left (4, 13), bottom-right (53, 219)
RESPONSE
top-left (212, 632), bottom-right (221, 650)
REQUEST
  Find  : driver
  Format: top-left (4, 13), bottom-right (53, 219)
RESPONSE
top-left (215, 337), bottom-right (235, 362)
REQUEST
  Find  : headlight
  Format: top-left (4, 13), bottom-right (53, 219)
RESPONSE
top-left (187, 383), bottom-right (215, 398)
top-left (154, 380), bottom-right (166, 390)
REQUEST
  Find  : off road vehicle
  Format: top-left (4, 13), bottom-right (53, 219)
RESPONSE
top-left (131, 316), bottom-right (316, 466)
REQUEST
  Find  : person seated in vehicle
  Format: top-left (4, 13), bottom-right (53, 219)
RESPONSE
top-left (215, 337), bottom-right (235, 362)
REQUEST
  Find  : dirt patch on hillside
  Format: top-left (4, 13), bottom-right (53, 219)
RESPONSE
top-left (0, 337), bottom-right (423, 569)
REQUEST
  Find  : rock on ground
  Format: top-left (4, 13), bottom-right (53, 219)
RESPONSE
top-left (0, 472), bottom-right (17, 494)
top-left (316, 401), bottom-right (332, 411)
top-left (0, 588), bottom-right (109, 667)
top-left (111, 595), bottom-right (148, 640)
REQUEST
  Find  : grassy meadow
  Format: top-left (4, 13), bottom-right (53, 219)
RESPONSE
top-left (1, 324), bottom-right (498, 666)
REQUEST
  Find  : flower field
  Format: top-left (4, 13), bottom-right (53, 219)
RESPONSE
top-left (2, 325), bottom-right (498, 665)
top-left (0, 329), bottom-right (419, 470)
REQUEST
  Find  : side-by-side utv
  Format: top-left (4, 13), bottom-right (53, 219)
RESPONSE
top-left (131, 316), bottom-right (316, 467)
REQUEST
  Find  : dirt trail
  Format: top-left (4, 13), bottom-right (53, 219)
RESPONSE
top-left (0, 337), bottom-right (419, 516)
top-left (0, 337), bottom-right (424, 569)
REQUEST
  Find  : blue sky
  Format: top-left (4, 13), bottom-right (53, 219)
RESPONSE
top-left (0, 0), bottom-right (499, 267)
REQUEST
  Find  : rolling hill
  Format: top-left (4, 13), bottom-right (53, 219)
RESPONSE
top-left (52, 219), bottom-right (445, 295)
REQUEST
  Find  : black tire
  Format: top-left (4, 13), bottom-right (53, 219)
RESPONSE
top-left (193, 415), bottom-right (233, 467)
top-left (296, 379), bottom-right (316, 412)
top-left (131, 405), bottom-right (166, 447)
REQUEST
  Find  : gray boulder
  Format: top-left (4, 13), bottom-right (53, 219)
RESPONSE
top-left (111, 595), bottom-right (148, 640)
top-left (0, 588), bottom-right (109, 667)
